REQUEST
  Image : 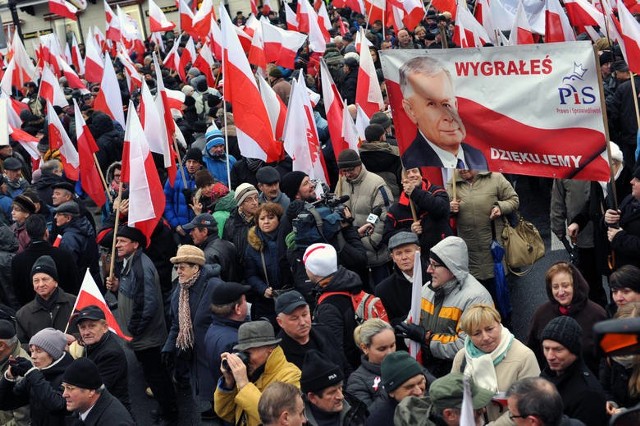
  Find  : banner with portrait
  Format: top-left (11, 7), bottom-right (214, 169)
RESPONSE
top-left (380, 42), bottom-right (610, 181)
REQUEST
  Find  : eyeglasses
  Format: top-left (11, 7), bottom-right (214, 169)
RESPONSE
top-left (427, 261), bottom-right (445, 269)
top-left (508, 413), bottom-right (528, 420)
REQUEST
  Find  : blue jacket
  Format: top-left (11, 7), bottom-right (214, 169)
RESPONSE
top-left (202, 152), bottom-right (236, 187)
top-left (0, 194), bottom-right (12, 225)
top-left (203, 314), bottom-right (244, 400)
top-left (163, 264), bottom-right (222, 404)
top-left (163, 166), bottom-right (198, 229)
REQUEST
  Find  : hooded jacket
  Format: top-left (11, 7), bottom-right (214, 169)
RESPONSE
top-left (527, 263), bottom-right (607, 373)
top-left (419, 237), bottom-right (493, 371)
top-left (58, 216), bottom-right (100, 283)
top-left (163, 165), bottom-right (198, 229)
top-left (202, 139), bottom-right (236, 187)
top-left (0, 226), bottom-right (19, 309)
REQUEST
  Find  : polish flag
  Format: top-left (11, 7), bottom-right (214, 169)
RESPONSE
top-left (7, 33), bottom-right (37, 89)
top-left (179, 0), bottom-right (194, 34)
top-left (545, 0), bottom-right (576, 42)
top-left (285, 3), bottom-right (299, 31)
top-left (70, 33), bottom-right (85, 75)
top-left (244, 14), bottom-right (260, 38)
top-left (250, 0), bottom-right (258, 16)
top-left (117, 47), bottom-right (143, 91)
top-left (177, 37), bottom-right (196, 82)
top-left (363, 0), bottom-right (386, 24)
top-left (355, 28), bottom-right (373, 53)
top-left (165, 88), bottom-right (186, 116)
top-left (70, 271), bottom-right (131, 341)
top-left (297, 0), bottom-right (326, 53)
top-left (121, 101), bottom-right (166, 245)
top-left (59, 60), bottom-right (90, 94)
top-left (152, 53), bottom-right (178, 184)
top-left (221, 5), bottom-right (282, 162)
top-left (162, 34), bottom-right (181, 71)
top-left (397, 0), bottom-right (426, 31)
top-left (93, 58), bottom-right (125, 128)
top-left (474, 0), bottom-right (497, 42)
top-left (431, 0), bottom-right (457, 18)
top-left (342, 102), bottom-right (360, 151)
top-left (263, 0), bottom-right (272, 15)
top-left (209, 18), bottom-right (223, 60)
top-left (235, 26), bottom-right (253, 53)
top-left (47, 101), bottom-right (79, 180)
top-left (248, 24), bottom-right (267, 70)
top-left (356, 40), bottom-right (383, 118)
top-left (407, 252), bottom-right (423, 359)
top-left (258, 74), bottom-right (287, 140)
top-left (454, 2), bottom-right (491, 47)
top-left (192, 0), bottom-right (213, 38)
top-left (563, 0), bottom-right (604, 27)
top-left (283, 73), bottom-right (328, 183)
top-left (337, 16), bottom-right (348, 36)
top-left (10, 126), bottom-right (40, 161)
top-left (262, 20), bottom-right (307, 69)
top-left (49, 0), bottom-right (77, 21)
top-left (83, 29), bottom-right (104, 83)
top-left (320, 59), bottom-right (346, 157)
top-left (74, 100), bottom-right (107, 207)
top-left (317, 2), bottom-right (332, 41)
top-left (149, 0), bottom-right (176, 33)
top-left (509, 1), bottom-right (534, 45)
top-left (193, 41), bottom-right (216, 86)
top-left (104, 0), bottom-right (121, 42)
top-left (39, 65), bottom-right (68, 108)
top-left (618, 0), bottom-right (640, 74)
top-left (489, 0), bottom-right (515, 31)
top-left (139, 80), bottom-right (173, 179)
top-left (355, 104), bottom-right (370, 142)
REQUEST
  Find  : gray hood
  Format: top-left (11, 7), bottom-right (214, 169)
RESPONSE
top-left (429, 236), bottom-right (469, 283)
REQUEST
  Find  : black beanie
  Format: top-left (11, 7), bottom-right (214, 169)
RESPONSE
top-left (31, 255), bottom-right (58, 282)
top-left (300, 350), bottom-right (344, 394)
top-left (62, 357), bottom-right (103, 389)
top-left (184, 148), bottom-right (203, 164)
top-left (337, 149), bottom-right (362, 169)
top-left (280, 171), bottom-right (308, 200)
top-left (540, 316), bottom-right (583, 356)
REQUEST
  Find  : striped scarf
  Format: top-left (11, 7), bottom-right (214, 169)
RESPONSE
top-left (176, 269), bottom-right (200, 351)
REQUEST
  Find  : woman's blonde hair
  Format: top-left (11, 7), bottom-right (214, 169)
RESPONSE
top-left (353, 318), bottom-right (393, 349)
top-left (459, 304), bottom-right (502, 335)
top-left (614, 302), bottom-right (640, 398)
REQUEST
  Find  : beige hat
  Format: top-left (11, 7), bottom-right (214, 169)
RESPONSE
top-left (170, 245), bottom-right (205, 266)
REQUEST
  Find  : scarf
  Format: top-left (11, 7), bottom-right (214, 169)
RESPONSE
top-left (399, 181), bottom-right (427, 206)
top-left (176, 269), bottom-right (201, 350)
top-left (463, 325), bottom-right (514, 393)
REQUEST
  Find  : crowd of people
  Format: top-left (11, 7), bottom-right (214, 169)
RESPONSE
top-left (0, 1), bottom-right (639, 425)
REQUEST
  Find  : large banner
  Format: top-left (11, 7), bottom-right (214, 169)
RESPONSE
top-left (381, 42), bottom-right (610, 181)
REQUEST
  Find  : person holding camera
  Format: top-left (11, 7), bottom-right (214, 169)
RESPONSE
top-left (214, 320), bottom-right (301, 426)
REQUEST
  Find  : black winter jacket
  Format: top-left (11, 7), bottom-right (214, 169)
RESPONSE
top-left (84, 332), bottom-right (130, 409)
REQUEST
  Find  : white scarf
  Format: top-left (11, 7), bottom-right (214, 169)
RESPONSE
top-left (463, 325), bottom-right (514, 393)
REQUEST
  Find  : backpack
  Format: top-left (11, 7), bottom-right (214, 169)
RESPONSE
top-left (317, 290), bottom-right (389, 324)
top-left (292, 204), bottom-right (343, 249)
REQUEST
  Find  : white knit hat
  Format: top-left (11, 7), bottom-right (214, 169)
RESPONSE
top-left (303, 243), bottom-right (338, 277)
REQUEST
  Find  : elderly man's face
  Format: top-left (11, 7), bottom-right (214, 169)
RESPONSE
top-left (402, 71), bottom-right (466, 155)
top-left (398, 30), bottom-right (411, 45)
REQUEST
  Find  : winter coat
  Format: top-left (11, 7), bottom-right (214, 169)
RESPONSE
top-left (0, 226), bottom-right (19, 309)
top-left (527, 263), bottom-right (607, 374)
top-left (304, 394), bottom-right (368, 426)
top-left (32, 170), bottom-right (64, 206)
top-left (69, 389), bottom-right (134, 426)
top-left (347, 356), bottom-right (387, 409)
top-left (11, 240), bottom-right (81, 306)
top-left (541, 359), bottom-right (607, 426)
top-left (375, 268), bottom-right (413, 328)
top-left (314, 267), bottom-right (364, 369)
top-left (358, 142), bottom-right (402, 198)
top-left (451, 337), bottom-right (540, 424)
top-left (550, 179), bottom-right (593, 248)
top-left (0, 352), bottom-right (73, 426)
top-left (89, 113), bottom-right (124, 175)
top-left (202, 149), bottom-right (236, 187)
top-left (364, 398), bottom-right (397, 426)
top-left (214, 346), bottom-right (301, 426)
top-left (16, 288), bottom-right (76, 342)
top-left (58, 216), bottom-right (100, 283)
top-left (271, 78), bottom-right (291, 105)
top-left (419, 237), bottom-right (493, 376)
top-left (12, 222), bottom-right (30, 254)
top-left (222, 207), bottom-right (254, 268)
top-left (163, 165), bottom-right (198, 229)
top-left (447, 172), bottom-right (519, 280)
top-left (203, 314), bottom-right (243, 400)
top-left (0, 193), bottom-right (12, 225)
top-left (213, 192), bottom-right (236, 239)
top-left (258, 191), bottom-right (290, 212)
top-left (340, 68), bottom-right (358, 105)
top-left (608, 193), bottom-right (640, 270)
top-left (230, 158), bottom-right (261, 190)
top-left (163, 264), bottom-right (221, 404)
top-left (0, 343), bottom-right (30, 426)
top-left (336, 166), bottom-right (394, 267)
top-left (83, 332), bottom-right (130, 409)
top-left (199, 232), bottom-right (238, 282)
top-left (600, 357), bottom-right (640, 410)
top-left (608, 76), bottom-right (640, 149)
top-left (115, 249), bottom-right (167, 351)
top-left (384, 178), bottom-right (452, 258)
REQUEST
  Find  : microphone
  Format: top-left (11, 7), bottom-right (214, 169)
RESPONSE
top-left (367, 207), bottom-right (383, 225)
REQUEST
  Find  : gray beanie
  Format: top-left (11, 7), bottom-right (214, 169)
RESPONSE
top-left (29, 328), bottom-right (67, 360)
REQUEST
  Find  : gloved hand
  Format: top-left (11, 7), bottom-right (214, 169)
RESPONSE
top-left (161, 351), bottom-right (175, 372)
top-left (395, 323), bottom-right (426, 344)
top-left (10, 357), bottom-right (33, 377)
top-left (287, 200), bottom-right (306, 222)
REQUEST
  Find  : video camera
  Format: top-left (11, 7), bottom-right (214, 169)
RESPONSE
top-left (306, 193), bottom-right (351, 222)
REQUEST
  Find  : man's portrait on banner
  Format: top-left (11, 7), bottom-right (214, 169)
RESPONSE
top-left (399, 56), bottom-right (489, 170)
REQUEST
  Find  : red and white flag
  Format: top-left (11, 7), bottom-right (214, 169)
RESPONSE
top-left (74, 100), bottom-right (107, 207)
top-left (104, 0), bottom-right (121, 41)
top-left (192, 0), bottom-right (214, 38)
top-left (149, 0), bottom-right (176, 33)
top-left (454, 2), bottom-right (491, 47)
top-left (342, 102), bottom-right (361, 152)
top-left (263, 0), bottom-right (272, 15)
top-left (152, 52), bottom-right (178, 185)
top-left (363, 0), bottom-right (386, 24)
top-left (317, 1), bottom-right (332, 41)
top-left (39, 65), bottom-right (68, 108)
top-left (355, 104), bottom-right (370, 142)
top-left (93, 58), bottom-right (125, 128)
top-left (49, 0), bottom-right (77, 21)
top-left (356, 40), bottom-right (384, 118)
top-left (248, 23), bottom-right (267, 69)
top-left (84, 28), bottom-right (104, 83)
top-left (47, 101), bottom-right (79, 180)
top-left (297, 0), bottom-right (326, 53)
top-left (407, 252), bottom-right (423, 359)
top-left (563, 0), bottom-right (604, 27)
top-left (262, 20), bottom-right (307, 69)
top-left (258, 74), bottom-right (287, 140)
top-left (177, 37), bottom-right (196, 82)
top-left (121, 100), bottom-right (166, 244)
top-left (320, 59), bottom-right (345, 157)
top-left (70, 32), bottom-right (85, 75)
top-left (139, 80), bottom-right (172, 176)
top-left (59, 59), bottom-right (89, 94)
top-left (162, 34), bottom-right (181, 71)
top-left (221, 5), bottom-right (282, 162)
top-left (117, 47), bottom-right (143, 91)
top-left (193, 41), bottom-right (216, 86)
top-left (179, 0), bottom-right (194, 34)
top-left (70, 271), bottom-right (132, 341)
top-left (545, 0), bottom-right (576, 42)
top-left (618, 0), bottom-right (640, 74)
top-left (285, 2), bottom-right (299, 31)
top-left (509, 1), bottom-right (534, 45)
top-left (209, 18), bottom-right (223, 60)
top-left (4, 32), bottom-right (37, 90)
top-left (283, 73), bottom-right (328, 183)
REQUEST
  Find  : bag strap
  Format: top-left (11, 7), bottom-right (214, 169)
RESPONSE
top-left (317, 291), bottom-right (351, 305)
top-left (309, 206), bottom-right (328, 242)
top-left (260, 250), bottom-right (271, 288)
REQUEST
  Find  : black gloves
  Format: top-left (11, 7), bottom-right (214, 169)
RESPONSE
top-left (395, 323), bottom-right (427, 344)
top-left (287, 200), bottom-right (306, 222)
top-left (161, 351), bottom-right (175, 372)
top-left (10, 357), bottom-right (33, 377)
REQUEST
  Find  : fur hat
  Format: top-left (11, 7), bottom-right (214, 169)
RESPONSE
top-left (29, 328), bottom-right (67, 360)
top-left (170, 245), bottom-right (205, 266)
top-left (13, 195), bottom-right (36, 214)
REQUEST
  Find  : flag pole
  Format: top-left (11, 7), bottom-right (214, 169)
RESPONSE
top-left (401, 168), bottom-right (418, 221)
top-left (173, 137), bottom-right (188, 189)
top-left (108, 182), bottom-right (124, 282)
top-left (93, 153), bottom-right (113, 204)
top-left (223, 103), bottom-right (232, 188)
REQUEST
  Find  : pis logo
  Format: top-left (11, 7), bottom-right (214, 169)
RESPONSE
top-left (557, 63), bottom-right (596, 105)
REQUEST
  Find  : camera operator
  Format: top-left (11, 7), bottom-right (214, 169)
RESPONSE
top-left (214, 321), bottom-right (301, 426)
